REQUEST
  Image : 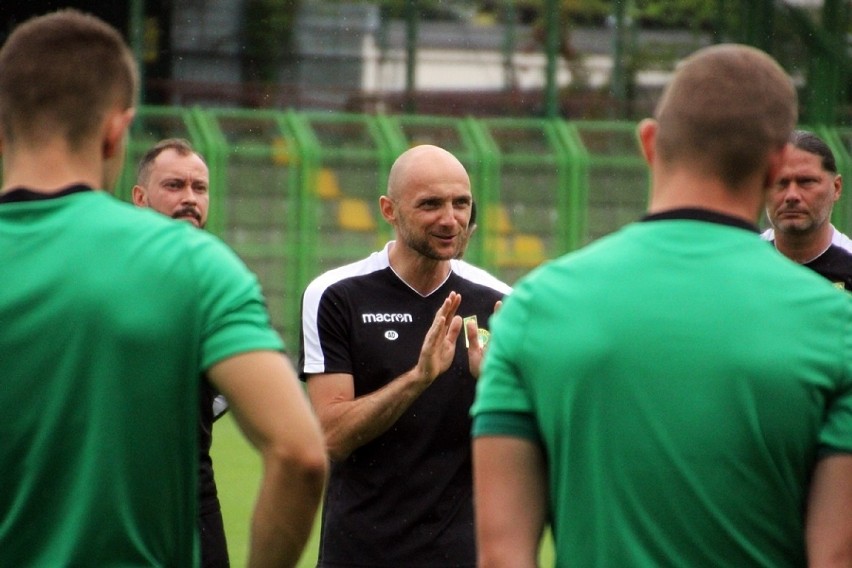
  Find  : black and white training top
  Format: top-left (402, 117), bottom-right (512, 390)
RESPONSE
top-left (299, 241), bottom-right (511, 568)
top-left (763, 226), bottom-right (852, 291)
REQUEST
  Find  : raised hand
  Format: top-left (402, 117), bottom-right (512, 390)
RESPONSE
top-left (414, 292), bottom-right (463, 384)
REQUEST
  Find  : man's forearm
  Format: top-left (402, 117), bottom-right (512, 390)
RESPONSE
top-left (248, 451), bottom-right (327, 568)
top-left (313, 292), bottom-right (463, 461)
top-left (806, 454), bottom-right (852, 568)
top-left (317, 368), bottom-right (434, 461)
top-left (473, 436), bottom-right (547, 568)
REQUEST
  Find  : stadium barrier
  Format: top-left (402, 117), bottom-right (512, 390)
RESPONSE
top-left (115, 106), bottom-right (852, 349)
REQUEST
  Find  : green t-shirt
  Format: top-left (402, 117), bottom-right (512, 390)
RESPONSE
top-left (0, 189), bottom-right (283, 566)
top-left (473, 214), bottom-right (852, 567)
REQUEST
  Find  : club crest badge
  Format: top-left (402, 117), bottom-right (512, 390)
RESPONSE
top-left (463, 315), bottom-right (490, 348)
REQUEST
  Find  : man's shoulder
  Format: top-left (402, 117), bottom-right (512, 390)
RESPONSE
top-left (821, 243), bottom-right (852, 262)
top-left (451, 259), bottom-right (512, 295)
top-left (763, 225), bottom-right (852, 253)
top-left (831, 227), bottom-right (852, 253)
top-left (807, 244), bottom-right (852, 291)
top-left (36, 191), bottom-right (226, 254)
top-left (305, 247), bottom-right (390, 297)
top-left (133, 209), bottom-right (235, 259)
top-left (93, 198), bottom-right (251, 280)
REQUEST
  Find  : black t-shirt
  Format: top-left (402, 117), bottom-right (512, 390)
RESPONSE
top-left (803, 244), bottom-right (852, 291)
top-left (300, 248), bottom-right (510, 567)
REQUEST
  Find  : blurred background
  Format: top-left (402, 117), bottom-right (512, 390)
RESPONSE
top-left (4, 0), bottom-right (850, 382)
top-left (3, 2), bottom-right (848, 566)
top-left (4, 1), bottom-right (849, 121)
top-left (6, 0), bottom-right (845, 346)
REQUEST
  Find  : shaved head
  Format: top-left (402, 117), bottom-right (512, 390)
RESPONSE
top-left (381, 144), bottom-right (473, 261)
top-left (387, 145), bottom-right (470, 201)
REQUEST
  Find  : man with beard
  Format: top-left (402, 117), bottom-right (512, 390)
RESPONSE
top-left (762, 129), bottom-right (852, 290)
top-left (133, 138), bottom-right (210, 229)
top-left (299, 144), bottom-right (510, 567)
top-left (132, 138), bottom-right (230, 568)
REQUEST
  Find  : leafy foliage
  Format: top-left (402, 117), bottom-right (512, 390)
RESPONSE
top-left (634, 0), bottom-right (719, 28)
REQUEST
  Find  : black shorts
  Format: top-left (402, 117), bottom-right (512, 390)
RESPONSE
top-left (199, 508), bottom-right (230, 568)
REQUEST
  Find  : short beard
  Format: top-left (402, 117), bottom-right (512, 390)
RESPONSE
top-left (397, 223), bottom-right (456, 261)
top-left (409, 238), bottom-right (454, 261)
top-left (774, 216), bottom-right (819, 236)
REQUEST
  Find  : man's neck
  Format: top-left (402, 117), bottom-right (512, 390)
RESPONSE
top-left (774, 225), bottom-right (834, 264)
top-left (646, 169), bottom-right (764, 227)
top-left (1, 142), bottom-right (103, 194)
top-left (387, 241), bottom-right (452, 297)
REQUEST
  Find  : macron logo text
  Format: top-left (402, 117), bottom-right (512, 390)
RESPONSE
top-left (362, 313), bottom-right (413, 324)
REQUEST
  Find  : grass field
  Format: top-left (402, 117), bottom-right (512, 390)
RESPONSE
top-left (212, 415), bottom-right (554, 567)
top-left (211, 415), bottom-right (321, 568)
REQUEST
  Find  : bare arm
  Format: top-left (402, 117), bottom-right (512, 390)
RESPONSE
top-left (806, 453), bottom-right (852, 568)
top-left (307, 292), bottom-right (463, 461)
top-left (473, 436), bottom-right (547, 568)
top-left (208, 351), bottom-right (328, 568)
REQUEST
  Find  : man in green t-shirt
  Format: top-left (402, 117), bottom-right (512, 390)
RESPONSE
top-left (472, 44), bottom-right (852, 567)
top-left (0, 10), bottom-right (327, 567)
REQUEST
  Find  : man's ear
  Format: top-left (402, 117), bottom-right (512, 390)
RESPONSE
top-left (131, 185), bottom-right (147, 207)
top-left (636, 118), bottom-right (657, 167)
top-left (102, 107), bottom-right (136, 160)
top-left (833, 174), bottom-right (843, 203)
top-left (379, 195), bottom-right (395, 224)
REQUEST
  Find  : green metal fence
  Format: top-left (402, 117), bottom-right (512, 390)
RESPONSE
top-left (571, 121), bottom-right (650, 243)
top-left (195, 108), bottom-right (301, 348)
top-left (475, 117), bottom-right (586, 284)
top-left (115, 106), bottom-right (852, 349)
top-left (290, 111), bottom-right (397, 282)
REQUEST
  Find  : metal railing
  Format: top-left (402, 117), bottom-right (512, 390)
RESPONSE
top-left (116, 105), bottom-right (852, 349)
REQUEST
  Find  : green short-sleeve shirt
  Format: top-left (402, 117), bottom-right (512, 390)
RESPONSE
top-left (0, 189), bottom-right (282, 566)
top-left (473, 212), bottom-right (852, 567)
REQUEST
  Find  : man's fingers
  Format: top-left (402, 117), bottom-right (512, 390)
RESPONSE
top-left (424, 314), bottom-right (446, 350)
top-left (422, 292), bottom-right (464, 360)
top-left (447, 314), bottom-right (463, 344)
top-left (432, 292), bottom-right (461, 335)
top-left (443, 292), bottom-right (461, 322)
top-left (466, 318), bottom-right (480, 351)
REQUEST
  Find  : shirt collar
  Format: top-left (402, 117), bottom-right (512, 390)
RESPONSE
top-left (0, 184), bottom-right (93, 204)
top-left (641, 207), bottom-right (759, 233)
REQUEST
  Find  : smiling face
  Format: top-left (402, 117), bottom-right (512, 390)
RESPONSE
top-left (383, 146), bottom-right (473, 261)
top-left (132, 148), bottom-right (209, 228)
top-left (765, 145), bottom-right (841, 237)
